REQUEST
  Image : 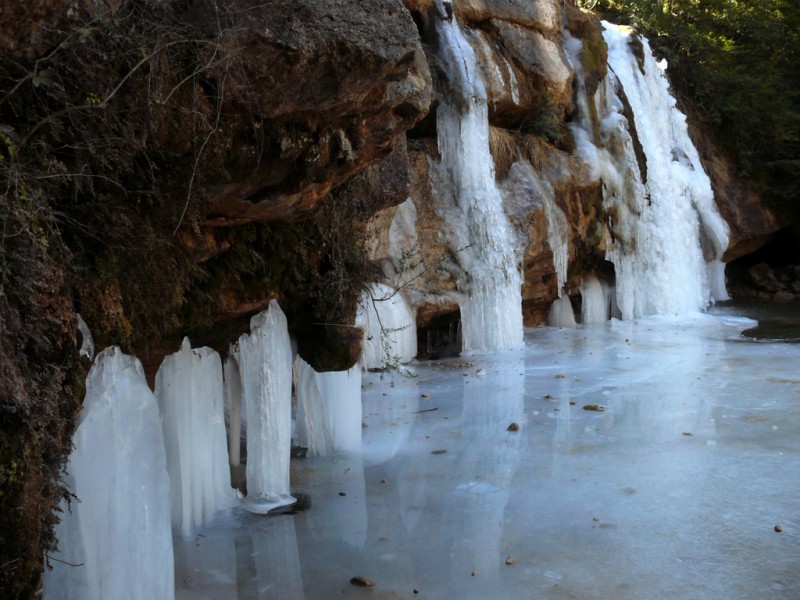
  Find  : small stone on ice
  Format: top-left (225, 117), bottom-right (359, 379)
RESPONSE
top-left (471, 571), bottom-right (477, 577)
top-left (507, 422), bottom-right (520, 432)
top-left (413, 588), bottom-right (419, 594)
top-left (774, 524), bottom-right (783, 532)
top-left (505, 555), bottom-right (516, 565)
top-left (350, 576), bottom-right (375, 587)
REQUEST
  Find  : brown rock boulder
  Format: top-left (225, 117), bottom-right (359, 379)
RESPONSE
top-left (456, 0), bottom-right (563, 35)
top-left (193, 0), bottom-right (432, 225)
top-left (489, 19), bottom-right (573, 114)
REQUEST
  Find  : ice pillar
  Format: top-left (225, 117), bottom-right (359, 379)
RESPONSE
top-left (233, 300), bottom-right (295, 513)
top-left (295, 356), bottom-right (363, 456)
top-left (44, 347), bottom-right (174, 600)
top-left (155, 338), bottom-right (236, 536)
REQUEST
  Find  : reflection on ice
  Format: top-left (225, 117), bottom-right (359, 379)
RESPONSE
top-left (176, 314), bottom-right (800, 599)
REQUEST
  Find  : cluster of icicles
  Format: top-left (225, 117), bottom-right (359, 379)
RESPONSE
top-left (45, 286), bottom-right (415, 600)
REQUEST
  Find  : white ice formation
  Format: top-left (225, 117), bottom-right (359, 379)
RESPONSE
top-left (44, 348), bottom-right (174, 600)
top-left (155, 338), bottom-right (236, 536)
top-left (232, 300), bottom-right (295, 513)
top-left (579, 273), bottom-right (611, 325)
top-left (435, 11), bottom-right (524, 351)
top-left (356, 283), bottom-right (417, 369)
top-left (548, 295), bottom-right (577, 328)
top-left (223, 355), bottom-right (243, 468)
top-left (75, 313), bottom-right (94, 361)
top-left (294, 356), bottom-right (363, 456)
top-left (565, 25), bottom-right (729, 320)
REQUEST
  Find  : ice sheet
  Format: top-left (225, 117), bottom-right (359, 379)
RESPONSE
top-left (175, 314), bottom-right (800, 599)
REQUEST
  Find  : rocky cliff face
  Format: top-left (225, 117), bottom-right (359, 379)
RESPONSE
top-left (368, 1), bottom-right (782, 336)
top-left (0, 0), bottom-right (784, 596)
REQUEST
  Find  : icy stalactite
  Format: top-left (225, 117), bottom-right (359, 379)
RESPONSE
top-left (565, 28), bottom-right (730, 318)
top-left (233, 300), bottom-right (295, 514)
top-left (155, 339), bottom-right (236, 536)
top-left (75, 313), bottom-right (94, 361)
top-left (295, 356), bottom-right (363, 457)
top-left (44, 347), bottom-right (174, 600)
top-left (579, 273), bottom-right (610, 324)
top-left (223, 355), bottom-right (243, 467)
top-left (356, 283), bottom-right (416, 370)
top-left (435, 12), bottom-right (523, 352)
top-left (542, 194), bottom-right (570, 298)
top-left (387, 198), bottom-right (426, 298)
top-left (548, 295), bottom-right (577, 328)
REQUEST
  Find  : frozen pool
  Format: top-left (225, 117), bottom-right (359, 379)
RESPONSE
top-left (175, 313), bottom-right (800, 599)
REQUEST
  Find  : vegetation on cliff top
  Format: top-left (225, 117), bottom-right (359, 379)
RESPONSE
top-left (592, 0), bottom-right (800, 221)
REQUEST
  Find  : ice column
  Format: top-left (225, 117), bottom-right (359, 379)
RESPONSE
top-left (295, 356), bottom-right (363, 456)
top-left (548, 295), bottom-right (577, 328)
top-left (223, 355), bottom-right (243, 468)
top-left (603, 24), bottom-right (729, 316)
top-left (155, 339), bottom-right (236, 536)
top-left (543, 194), bottom-right (570, 298)
top-left (44, 348), bottom-right (174, 600)
top-left (579, 273), bottom-right (610, 324)
top-left (233, 300), bottom-right (295, 514)
top-left (356, 283), bottom-right (416, 369)
top-left (435, 10), bottom-right (523, 351)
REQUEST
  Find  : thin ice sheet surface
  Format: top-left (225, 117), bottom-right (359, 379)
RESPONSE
top-left (176, 314), bottom-right (800, 599)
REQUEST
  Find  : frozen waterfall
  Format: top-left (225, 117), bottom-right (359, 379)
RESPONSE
top-left (602, 23), bottom-right (729, 316)
top-left (295, 356), bottom-right (363, 456)
top-left (155, 339), bottom-right (236, 536)
top-left (435, 10), bottom-right (523, 351)
top-left (232, 300), bottom-right (295, 514)
top-left (44, 348), bottom-right (174, 600)
top-left (566, 26), bottom-right (729, 320)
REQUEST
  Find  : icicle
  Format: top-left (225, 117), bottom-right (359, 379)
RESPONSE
top-left (542, 195), bottom-right (569, 298)
top-left (75, 313), bottom-right (94, 361)
top-left (435, 12), bottom-right (523, 352)
top-left (44, 348), bottom-right (174, 600)
top-left (223, 354), bottom-right (243, 468)
top-left (356, 283), bottom-right (416, 370)
top-left (548, 295), bottom-right (577, 328)
top-left (234, 300), bottom-right (295, 514)
top-left (295, 356), bottom-right (362, 456)
top-left (579, 273), bottom-right (609, 324)
top-left (155, 338), bottom-right (236, 536)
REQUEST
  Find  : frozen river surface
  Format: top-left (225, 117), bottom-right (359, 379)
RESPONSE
top-left (176, 313), bottom-right (799, 599)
